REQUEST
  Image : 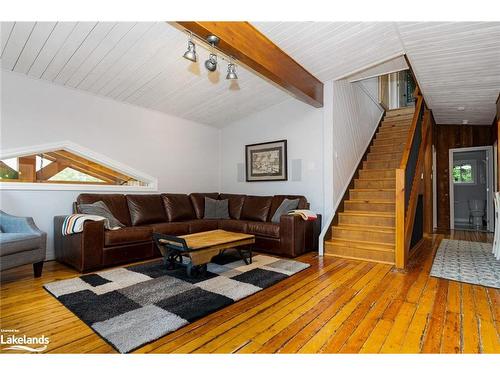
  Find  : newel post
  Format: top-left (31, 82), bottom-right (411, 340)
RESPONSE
top-left (395, 168), bottom-right (406, 269)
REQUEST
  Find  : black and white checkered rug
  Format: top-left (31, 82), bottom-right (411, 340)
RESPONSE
top-left (44, 252), bottom-right (310, 353)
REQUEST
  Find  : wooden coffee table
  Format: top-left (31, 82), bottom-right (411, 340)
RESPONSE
top-left (152, 229), bottom-right (255, 277)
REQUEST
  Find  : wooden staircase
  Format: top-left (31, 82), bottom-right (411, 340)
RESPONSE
top-left (324, 106), bottom-right (415, 264)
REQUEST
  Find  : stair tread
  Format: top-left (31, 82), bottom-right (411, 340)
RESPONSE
top-left (334, 223), bottom-right (395, 232)
top-left (341, 210), bottom-right (395, 217)
top-left (325, 238), bottom-right (395, 251)
top-left (349, 188), bottom-right (395, 192)
top-left (366, 158), bottom-right (401, 163)
top-left (356, 177), bottom-right (396, 181)
top-left (347, 199), bottom-right (395, 204)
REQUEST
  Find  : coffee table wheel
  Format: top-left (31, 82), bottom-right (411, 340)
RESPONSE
top-left (164, 253), bottom-right (183, 270)
top-left (186, 263), bottom-right (207, 278)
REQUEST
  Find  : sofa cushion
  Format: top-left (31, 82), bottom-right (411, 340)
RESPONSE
top-left (189, 193), bottom-right (219, 219)
top-left (161, 194), bottom-right (196, 222)
top-left (219, 194), bottom-right (246, 219)
top-left (126, 195), bottom-right (166, 226)
top-left (268, 195), bottom-right (308, 221)
top-left (0, 233), bottom-right (41, 256)
top-left (148, 222), bottom-right (189, 236)
top-left (77, 194), bottom-right (132, 227)
top-left (270, 198), bottom-right (300, 224)
top-left (78, 201), bottom-right (124, 229)
top-left (104, 226), bottom-right (153, 247)
top-left (240, 195), bottom-right (273, 222)
top-left (204, 198), bottom-right (230, 219)
top-left (218, 219), bottom-right (249, 233)
top-left (247, 222), bottom-right (280, 239)
top-left (186, 219), bottom-right (219, 234)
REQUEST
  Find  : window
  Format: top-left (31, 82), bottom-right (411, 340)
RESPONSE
top-left (453, 160), bottom-right (476, 184)
top-left (0, 150), bottom-right (147, 187)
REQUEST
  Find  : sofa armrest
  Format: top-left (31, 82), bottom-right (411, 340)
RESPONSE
top-left (279, 214), bottom-right (322, 257)
top-left (54, 216), bottom-right (104, 272)
top-left (279, 215), bottom-right (307, 257)
top-left (0, 211), bottom-right (44, 235)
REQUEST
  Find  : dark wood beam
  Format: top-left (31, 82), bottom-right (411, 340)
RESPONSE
top-left (173, 22), bottom-right (324, 108)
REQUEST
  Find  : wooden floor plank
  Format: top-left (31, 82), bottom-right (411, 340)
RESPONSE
top-left (421, 278), bottom-right (448, 352)
top-left (461, 283), bottom-right (481, 353)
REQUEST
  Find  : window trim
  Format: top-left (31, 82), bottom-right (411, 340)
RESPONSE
top-left (0, 141), bottom-right (158, 192)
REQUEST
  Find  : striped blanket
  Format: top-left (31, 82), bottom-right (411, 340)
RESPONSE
top-left (62, 214), bottom-right (121, 236)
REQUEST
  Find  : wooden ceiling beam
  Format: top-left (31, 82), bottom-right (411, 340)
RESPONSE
top-left (36, 161), bottom-right (68, 181)
top-left (173, 22), bottom-right (324, 108)
top-left (44, 152), bottom-right (124, 184)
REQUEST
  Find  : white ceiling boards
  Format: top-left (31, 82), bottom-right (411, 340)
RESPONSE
top-left (396, 22), bottom-right (500, 125)
top-left (2, 22), bottom-right (500, 127)
top-left (0, 22), bottom-right (289, 128)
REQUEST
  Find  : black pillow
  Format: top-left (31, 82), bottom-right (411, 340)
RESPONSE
top-left (204, 198), bottom-right (230, 219)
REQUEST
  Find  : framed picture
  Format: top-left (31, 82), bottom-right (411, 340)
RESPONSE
top-left (245, 140), bottom-right (287, 182)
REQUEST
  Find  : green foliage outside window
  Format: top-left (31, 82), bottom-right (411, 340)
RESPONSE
top-left (453, 163), bottom-right (473, 184)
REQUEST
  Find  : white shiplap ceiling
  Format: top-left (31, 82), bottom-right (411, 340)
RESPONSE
top-left (396, 22), bottom-right (500, 125)
top-left (0, 22), bottom-right (289, 127)
top-left (253, 22), bottom-right (500, 125)
top-left (1, 22), bottom-right (499, 127)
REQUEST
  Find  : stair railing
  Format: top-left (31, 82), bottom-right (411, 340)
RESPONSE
top-left (395, 86), bottom-right (431, 268)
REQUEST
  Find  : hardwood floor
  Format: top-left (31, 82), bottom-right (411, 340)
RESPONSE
top-left (0, 231), bottom-right (498, 354)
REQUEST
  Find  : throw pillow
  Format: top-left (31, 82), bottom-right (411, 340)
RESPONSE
top-left (204, 198), bottom-right (230, 219)
top-left (271, 198), bottom-right (300, 223)
top-left (77, 201), bottom-right (124, 229)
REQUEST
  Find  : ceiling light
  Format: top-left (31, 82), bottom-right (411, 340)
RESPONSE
top-left (204, 35), bottom-right (220, 72)
top-left (457, 106), bottom-right (465, 111)
top-left (182, 38), bottom-right (197, 62)
top-left (226, 63), bottom-right (238, 80)
top-left (205, 53), bottom-right (217, 72)
top-left (462, 120), bottom-right (468, 125)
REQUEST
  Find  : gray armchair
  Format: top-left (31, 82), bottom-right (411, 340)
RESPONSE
top-left (0, 211), bottom-right (47, 277)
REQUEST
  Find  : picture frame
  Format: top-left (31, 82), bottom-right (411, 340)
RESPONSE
top-left (245, 140), bottom-right (287, 182)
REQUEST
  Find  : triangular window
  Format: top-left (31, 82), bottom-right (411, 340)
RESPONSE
top-left (1, 149), bottom-right (147, 186)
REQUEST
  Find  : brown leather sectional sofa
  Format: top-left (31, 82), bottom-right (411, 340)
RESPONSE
top-left (54, 193), bottom-right (321, 273)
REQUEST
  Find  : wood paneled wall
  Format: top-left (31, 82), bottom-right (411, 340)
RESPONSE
top-left (434, 124), bottom-right (494, 230)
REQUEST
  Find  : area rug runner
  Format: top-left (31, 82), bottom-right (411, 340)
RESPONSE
top-left (44, 252), bottom-right (309, 353)
top-left (430, 239), bottom-right (500, 289)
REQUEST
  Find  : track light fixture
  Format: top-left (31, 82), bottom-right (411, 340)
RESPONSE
top-left (205, 53), bottom-right (217, 72)
top-left (182, 35), bottom-right (197, 62)
top-left (182, 33), bottom-right (239, 84)
top-left (226, 63), bottom-right (238, 80)
top-left (204, 35), bottom-right (220, 72)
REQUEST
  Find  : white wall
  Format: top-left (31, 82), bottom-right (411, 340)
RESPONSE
top-left (0, 71), bottom-right (220, 259)
top-left (220, 99), bottom-right (324, 215)
top-left (330, 79), bottom-right (384, 206)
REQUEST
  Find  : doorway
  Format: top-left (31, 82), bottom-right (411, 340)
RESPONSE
top-left (378, 70), bottom-right (416, 109)
top-left (449, 146), bottom-right (494, 232)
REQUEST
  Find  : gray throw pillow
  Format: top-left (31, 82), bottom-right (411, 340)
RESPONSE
top-left (271, 198), bottom-right (300, 223)
top-left (77, 201), bottom-right (124, 228)
top-left (204, 198), bottom-right (230, 219)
